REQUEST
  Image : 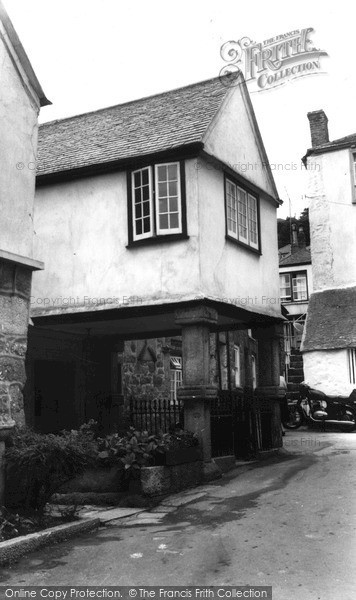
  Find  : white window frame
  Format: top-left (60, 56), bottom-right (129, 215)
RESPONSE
top-left (131, 166), bottom-right (154, 241)
top-left (155, 162), bottom-right (182, 236)
top-left (233, 344), bottom-right (241, 388)
top-left (292, 274), bottom-right (308, 301)
top-left (351, 153), bottom-right (356, 204)
top-left (251, 354), bottom-right (257, 390)
top-left (225, 178), bottom-right (259, 250)
top-left (280, 273), bottom-right (292, 302)
top-left (170, 356), bottom-right (183, 403)
top-left (348, 348), bottom-right (356, 384)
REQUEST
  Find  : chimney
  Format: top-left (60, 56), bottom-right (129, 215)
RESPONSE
top-left (307, 110), bottom-right (329, 147)
top-left (291, 223), bottom-right (298, 250)
top-left (297, 225), bottom-right (306, 248)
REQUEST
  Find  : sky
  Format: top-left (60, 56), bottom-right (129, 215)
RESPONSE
top-left (4, 0), bottom-right (356, 218)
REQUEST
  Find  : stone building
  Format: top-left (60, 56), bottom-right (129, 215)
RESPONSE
top-left (301, 110), bottom-right (356, 395)
top-left (0, 1), bottom-right (49, 499)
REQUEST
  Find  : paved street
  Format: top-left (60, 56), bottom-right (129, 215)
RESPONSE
top-left (1, 429), bottom-right (356, 600)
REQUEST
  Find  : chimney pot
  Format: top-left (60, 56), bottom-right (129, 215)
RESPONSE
top-left (307, 110), bottom-right (329, 147)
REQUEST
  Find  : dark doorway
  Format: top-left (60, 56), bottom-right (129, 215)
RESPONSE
top-left (34, 360), bottom-right (76, 433)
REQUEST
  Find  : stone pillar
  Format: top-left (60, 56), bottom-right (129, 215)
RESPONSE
top-left (0, 260), bottom-right (32, 503)
top-left (254, 323), bottom-right (284, 450)
top-left (175, 305), bottom-right (221, 480)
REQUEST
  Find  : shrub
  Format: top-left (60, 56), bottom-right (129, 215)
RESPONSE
top-left (5, 426), bottom-right (97, 513)
top-left (0, 507), bottom-right (36, 541)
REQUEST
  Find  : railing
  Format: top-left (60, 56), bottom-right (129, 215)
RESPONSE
top-left (129, 396), bottom-right (183, 434)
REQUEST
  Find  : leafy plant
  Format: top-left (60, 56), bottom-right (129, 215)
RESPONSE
top-left (0, 507), bottom-right (36, 541)
top-left (5, 426), bottom-right (97, 513)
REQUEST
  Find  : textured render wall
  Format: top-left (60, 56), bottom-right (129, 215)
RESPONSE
top-left (196, 156), bottom-right (280, 319)
top-left (32, 168), bottom-right (201, 311)
top-left (303, 349), bottom-right (354, 396)
top-left (0, 30), bottom-right (39, 258)
top-left (0, 262), bottom-right (32, 426)
top-left (307, 150), bottom-right (356, 291)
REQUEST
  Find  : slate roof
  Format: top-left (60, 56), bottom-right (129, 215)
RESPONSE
top-left (304, 132), bottom-right (356, 160)
top-left (37, 77), bottom-right (231, 179)
top-left (302, 286), bottom-right (356, 351)
top-left (279, 246), bottom-right (311, 266)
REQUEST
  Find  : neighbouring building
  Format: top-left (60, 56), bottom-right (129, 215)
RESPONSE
top-left (0, 1), bottom-right (49, 499)
top-left (27, 73), bottom-right (284, 470)
top-left (279, 224), bottom-right (312, 390)
top-left (301, 110), bottom-right (356, 395)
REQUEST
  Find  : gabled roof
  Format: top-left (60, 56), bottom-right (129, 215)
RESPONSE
top-left (0, 1), bottom-right (50, 107)
top-left (302, 286), bottom-right (356, 352)
top-left (279, 246), bottom-right (311, 267)
top-left (37, 77), bottom-right (231, 180)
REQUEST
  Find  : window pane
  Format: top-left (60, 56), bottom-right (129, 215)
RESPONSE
top-left (159, 198), bottom-right (168, 213)
top-left (143, 217), bottom-right (151, 233)
top-left (134, 172), bottom-right (141, 187)
top-left (168, 164), bottom-right (178, 180)
top-left (143, 201), bottom-right (150, 216)
top-left (134, 188), bottom-right (141, 204)
top-left (142, 169), bottom-right (149, 185)
top-left (292, 274), bottom-right (307, 300)
top-left (160, 214), bottom-right (169, 229)
top-left (170, 197), bottom-right (178, 212)
top-left (158, 182), bottom-right (168, 197)
top-left (142, 184), bottom-right (150, 201)
top-left (157, 165), bottom-right (167, 181)
top-left (280, 273), bottom-right (291, 300)
top-left (170, 213), bottom-right (179, 228)
top-left (136, 220), bottom-right (142, 235)
top-left (135, 204), bottom-right (142, 218)
top-left (169, 181), bottom-right (177, 196)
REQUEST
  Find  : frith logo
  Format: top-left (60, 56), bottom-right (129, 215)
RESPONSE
top-left (219, 28), bottom-right (328, 92)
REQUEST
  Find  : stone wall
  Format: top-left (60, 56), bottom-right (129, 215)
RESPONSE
top-left (0, 261), bottom-right (32, 427)
top-left (123, 337), bottom-right (174, 402)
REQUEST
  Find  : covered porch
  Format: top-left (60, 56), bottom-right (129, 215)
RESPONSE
top-left (25, 299), bottom-right (284, 475)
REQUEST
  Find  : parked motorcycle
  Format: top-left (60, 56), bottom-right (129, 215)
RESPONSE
top-left (283, 383), bottom-right (356, 432)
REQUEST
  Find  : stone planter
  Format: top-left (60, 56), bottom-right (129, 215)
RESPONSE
top-left (163, 446), bottom-right (202, 466)
top-left (139, 461), bottom-right (203, 497)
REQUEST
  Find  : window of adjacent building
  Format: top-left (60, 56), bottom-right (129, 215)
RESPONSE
top-left (130, 162), bottom-right (183, 242)
top-left (225, 177), bottom-right (259, 250)
top-left (251, 354), bottom-right (257, 389)
top-left (279, 271), bottom-right (308, 302)
top-left (233, 344), bottom-right (241, 387)
top-left (352, 154), bottom-right (356, 203)
top-left (348, 348), bottom-right (356, 384)
top-left (170, 356), bottom-right (183, 403)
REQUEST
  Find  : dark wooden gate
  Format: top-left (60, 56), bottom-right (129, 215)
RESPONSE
top-left (210, 388), bottom-right (258, 458)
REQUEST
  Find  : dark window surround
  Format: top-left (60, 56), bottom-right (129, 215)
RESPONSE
top-left (224, 174), bottom-right (262, 255)
top-left (279, 269), bottom-right (309, 303)
top-left (127, 160), bottom-right (188, 247)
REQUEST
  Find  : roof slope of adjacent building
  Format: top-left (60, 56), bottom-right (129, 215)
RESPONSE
top-left (279, 246), bottom-right (311, 267)
top-left (37, 77), bottom-right (231, 179)
top-left (304, 131), bottom-right (356, 160)
top-left (302, 286), bottom-right (356, 352)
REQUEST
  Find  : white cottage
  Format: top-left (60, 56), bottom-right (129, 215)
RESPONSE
top-left (29, 73), bottom-right (284, 472)
top-left (302, 110), bottom-right (356, 395)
